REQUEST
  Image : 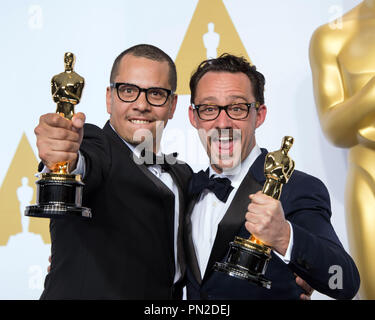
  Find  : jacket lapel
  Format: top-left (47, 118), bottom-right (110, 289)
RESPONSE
top-left (250, 148), bottom-right (268, 185)
top-left (132, 154), bottom-right (176, 271)
top-left (166, 164), bottom-right (188, 278)
top-left (184, 194), bottom-right (203, 285)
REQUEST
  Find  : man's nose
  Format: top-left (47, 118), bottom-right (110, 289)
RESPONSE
top-left (133, 91), bottom-right (151, 112)
top-left (214, 108), bottom-right (233, 128)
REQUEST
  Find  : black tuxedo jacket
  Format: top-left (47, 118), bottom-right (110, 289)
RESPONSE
top-left (41, 121), bottom-right (192, 299)
top-left (184, 149), bottom-right (360, 300)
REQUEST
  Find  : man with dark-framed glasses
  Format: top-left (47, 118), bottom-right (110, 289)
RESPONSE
top-left (34, 44), bottom-right (192, 299)
top-left (184, 53), bottom-right (360, 300)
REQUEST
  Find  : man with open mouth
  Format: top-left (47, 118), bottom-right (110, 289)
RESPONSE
top-left (185, 53), bottom-right (360, 300)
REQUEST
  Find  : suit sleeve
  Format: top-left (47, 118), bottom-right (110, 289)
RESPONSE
top-left (79, 124), bottom-right (111, 195)
top-left (283, 174), bottom-right (360, 299)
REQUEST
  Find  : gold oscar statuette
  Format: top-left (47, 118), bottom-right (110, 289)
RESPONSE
top-left (214, 136), bottom-right (295, 289)
top-left (309, 0), bottom-right (375, 298)
top-left (25, 52), bottom-right (91, 219)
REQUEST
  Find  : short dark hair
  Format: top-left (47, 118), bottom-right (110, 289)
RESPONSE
top-left (110, 44), bottom-right (177, 92)
top-left (189, 53), bottom-right (265, 105)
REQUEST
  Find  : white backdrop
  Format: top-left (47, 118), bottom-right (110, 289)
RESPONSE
top-left (0, 0), bottom-right (363, 299)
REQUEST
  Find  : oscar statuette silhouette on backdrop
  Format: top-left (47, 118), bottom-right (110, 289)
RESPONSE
top-left (309, 0), bottom-right (375, 299)
top-left (203, 22), bottom-right (220, 59)
top-left (25, 52), bottom-right (91, 219)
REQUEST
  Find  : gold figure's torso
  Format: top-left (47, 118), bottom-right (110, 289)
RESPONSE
top-left (262, 140), bottom-right (295, 200)
top-left (310, 0), bottom-right (375, 299)
top-left (264, 150), bottom-right (295, 184)
top-left (51, 71), bottom-right (84, 121)
top-left (339, 21), bottom-right (375, 96)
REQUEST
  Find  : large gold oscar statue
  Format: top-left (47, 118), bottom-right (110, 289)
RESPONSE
top-left (309, 0), bottom-right (375, 299)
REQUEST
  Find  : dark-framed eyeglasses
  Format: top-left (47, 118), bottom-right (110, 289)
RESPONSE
top-left (192, 102), bottom-right (260, 121)
top-left (110, 82), bottom-right (174, 107)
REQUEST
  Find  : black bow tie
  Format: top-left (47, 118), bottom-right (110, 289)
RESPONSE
top-left (188, 170), bottom-right (234, 202)
top-left (140, 150), bottom-right (178, 172)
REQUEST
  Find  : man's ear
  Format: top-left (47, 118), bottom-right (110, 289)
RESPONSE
top-left (106, 87), bottom-right (112, 115)
top-left (188, 105), bottom-right (198, 129)
top-left (255, 104), bottom-right (267, 129)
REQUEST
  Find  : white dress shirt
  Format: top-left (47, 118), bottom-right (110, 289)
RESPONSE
top-left (43, 124), bottom-right (182, 283)
top-left (191, 144), bottom-right (293, 279)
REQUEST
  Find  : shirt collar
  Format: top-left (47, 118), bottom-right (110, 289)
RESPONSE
top-left (209, 144), bottom-right (261, 189)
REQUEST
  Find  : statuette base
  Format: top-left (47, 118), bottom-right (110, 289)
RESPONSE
top-left (214, 236), bottom-right (272, 289)
top-left (25, 173), bottom-right (91, 219)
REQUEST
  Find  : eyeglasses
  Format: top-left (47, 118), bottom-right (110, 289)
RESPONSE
top-left (110, 82), bottom-right (174, 106)
top-left (192, 102), bottom-right (260, 121)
